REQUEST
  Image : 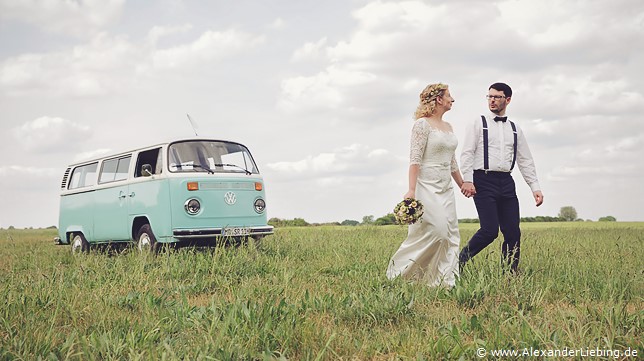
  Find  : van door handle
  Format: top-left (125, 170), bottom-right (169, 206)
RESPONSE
top-left (118, 191), bottom-right (127, 199)
top-left (128, 192), bottom-right (135, 198)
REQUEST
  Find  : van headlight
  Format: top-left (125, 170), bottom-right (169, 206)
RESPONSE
top-left (254, 198), bottom-right (266, 213)
top-left (185, 198), bottom-right (201, 215)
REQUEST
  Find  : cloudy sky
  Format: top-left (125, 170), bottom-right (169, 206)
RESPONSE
top-left (1, 0), bottom-right (643, 228)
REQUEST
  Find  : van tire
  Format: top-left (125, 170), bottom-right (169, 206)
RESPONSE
top-left (136, 224), bottom-right (159, 253)
top-left (71, 233), bottom-right (89, 254)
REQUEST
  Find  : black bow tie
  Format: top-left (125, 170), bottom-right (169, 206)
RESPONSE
top-left (494, 116), bottom-right (507, 122)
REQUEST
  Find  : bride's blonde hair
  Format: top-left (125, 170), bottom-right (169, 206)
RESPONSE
top-left (414, 83), bottom-right (448, 119)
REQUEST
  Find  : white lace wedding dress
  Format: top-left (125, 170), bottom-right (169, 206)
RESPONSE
top-left (387, 118), bottom-right (461, 287)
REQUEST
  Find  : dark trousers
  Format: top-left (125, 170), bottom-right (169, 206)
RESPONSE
top-left (459, 170), bottom-right (521, 272)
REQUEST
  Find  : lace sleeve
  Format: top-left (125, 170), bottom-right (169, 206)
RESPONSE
top-left (446, 121), bottom-right (459, 172)
top-left (409, 119), bottom-right (430, 165)
top-left (450, 153), bottom-right (459, 173)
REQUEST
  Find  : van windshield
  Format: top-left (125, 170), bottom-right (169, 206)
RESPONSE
top-left (168, 140), bottom-right (259, 174)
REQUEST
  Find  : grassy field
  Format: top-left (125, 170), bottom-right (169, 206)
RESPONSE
top-left (1, 223), bottom-right (642, 360)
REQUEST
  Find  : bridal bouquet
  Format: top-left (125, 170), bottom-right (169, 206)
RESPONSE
top-left (394, 198), bottom-right (424, 225)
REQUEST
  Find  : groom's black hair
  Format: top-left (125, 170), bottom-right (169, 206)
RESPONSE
top-left (489, 83), bottom-right (512, 98)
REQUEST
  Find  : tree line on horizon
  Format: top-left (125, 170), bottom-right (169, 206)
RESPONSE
top-left (268, 206), bottom-right (617, 227)
top-left (0, 207), bottom-right (619, 230)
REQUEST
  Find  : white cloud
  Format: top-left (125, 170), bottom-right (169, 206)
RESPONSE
top-left (0, 54), bottom-right (41, 88)
top-left (278, 65), bottom-right (377, 112)
top-left (151, 29), bottom-right (265, 70)
top-left (277, 1), bottom-right (497, 116)
top-left (498, 0), bottom-right (585, 46)
top-left (263, 143), bottom-right (403, 223)
top-left (0, 32), bottom-right (141, 97)
top-left (0, 28), bottom-right (266, 97)
top-left (351, 0), bottom-right (437, 32)
top-left (325, 1), bottom-right (496, 63)
top-left (278, 72), bottom-right (342, 111)
top-left (498, 0), bottom-right (644, 50)
top-left (0, 165), bottom-right (58, 178)
top-left (291, 37), bottom-right (328, 62)
top-left (146, 24), bottom-right (193, 46)
top-left (266, 143), bottom-right (398, 182)
top-left (269, 18), bottom-right (285, 29)
top-left (606, 136), bottom-right (642, 153)
top-left (0, 0), bottom-right (125, 37)
top-left (13, 116), bottom-right (92, 153)
top-left (73, 148), bottom-right (113, 163)
top-left (520, 70), bottom-right (644, 119)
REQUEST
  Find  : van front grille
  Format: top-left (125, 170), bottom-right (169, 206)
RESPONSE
top-left (199, 182), bottom-right (254, 190)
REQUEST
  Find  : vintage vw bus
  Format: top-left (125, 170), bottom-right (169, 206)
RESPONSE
top-left (57, 138), bottom-right (273, 252)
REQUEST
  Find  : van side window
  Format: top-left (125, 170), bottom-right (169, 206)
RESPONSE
top-left (99, 156), bottom-right (131, 183)
top-left (68, 163), bottom-right (98, 189)
top-left (135, 148), bottom-right (162, 177)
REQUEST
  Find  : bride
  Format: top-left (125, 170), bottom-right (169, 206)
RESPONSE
top-left (387, 83), bottom-right (469, 287)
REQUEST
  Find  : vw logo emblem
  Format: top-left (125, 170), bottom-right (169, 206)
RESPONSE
top-left (224, 191), bottom-right (237, 205)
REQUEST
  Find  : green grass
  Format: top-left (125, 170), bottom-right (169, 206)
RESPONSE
top-left (1, 223), bottom-right (642, 360)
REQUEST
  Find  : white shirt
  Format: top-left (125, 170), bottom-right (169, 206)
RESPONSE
top-left (460, 113), bottom-right (541, 192)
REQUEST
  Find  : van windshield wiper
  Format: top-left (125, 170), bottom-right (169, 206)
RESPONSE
top-left (214, 163), bottom-right (252, 175)
top-left (192, 163), bottom-right (214, 174)
top-left (175, 162), bottom-right (214, 174)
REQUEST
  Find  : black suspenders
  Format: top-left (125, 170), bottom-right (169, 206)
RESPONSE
top-left (481, 115), bottom-right (517, 171)
top-left (510, 121), bottom-right (517, 171)
top-left (481, 115), bottom-right (489, 170)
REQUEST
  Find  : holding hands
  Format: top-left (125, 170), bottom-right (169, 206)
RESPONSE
top-left (460, 182), bottom-right (476, 198)
top-left (459, 182), bottom-right (544, 206)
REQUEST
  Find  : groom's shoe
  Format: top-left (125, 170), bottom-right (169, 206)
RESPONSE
top-left (458, 252), bottom-right (468, 275)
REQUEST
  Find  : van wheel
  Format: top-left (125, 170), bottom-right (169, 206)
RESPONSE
top-left (137, 224), bottom-right (159, 253)
top-left (71, 233), bottom-right (89, 254)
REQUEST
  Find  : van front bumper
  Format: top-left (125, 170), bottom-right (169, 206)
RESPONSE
top-left (172, 226), bottom-right (274, 239)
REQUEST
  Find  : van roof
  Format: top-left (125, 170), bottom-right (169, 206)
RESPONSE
top-left (66, 137), bottom-right (246, 166)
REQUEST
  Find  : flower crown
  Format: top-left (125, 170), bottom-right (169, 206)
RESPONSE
top-left (421, 84), bottom-right (447, 104)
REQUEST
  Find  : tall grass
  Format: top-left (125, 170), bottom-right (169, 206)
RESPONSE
top-left (1, 223), bottom-right (642, 360)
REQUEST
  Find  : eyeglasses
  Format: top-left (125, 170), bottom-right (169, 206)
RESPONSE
top-left (486, 95), bottom-right (506, 100)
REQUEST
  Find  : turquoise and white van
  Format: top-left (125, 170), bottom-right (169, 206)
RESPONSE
top-left (57, 138), bottom-right (273, 252)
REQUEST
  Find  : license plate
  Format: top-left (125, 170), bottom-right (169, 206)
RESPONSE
top-left (223, 227), bottom-right (250, 236)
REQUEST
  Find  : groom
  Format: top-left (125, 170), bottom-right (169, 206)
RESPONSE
top-left (458, 82), bottom-right (544, 273)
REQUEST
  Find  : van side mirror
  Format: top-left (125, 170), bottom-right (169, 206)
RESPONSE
top-left (141, 164), bottom-right (153, 177)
